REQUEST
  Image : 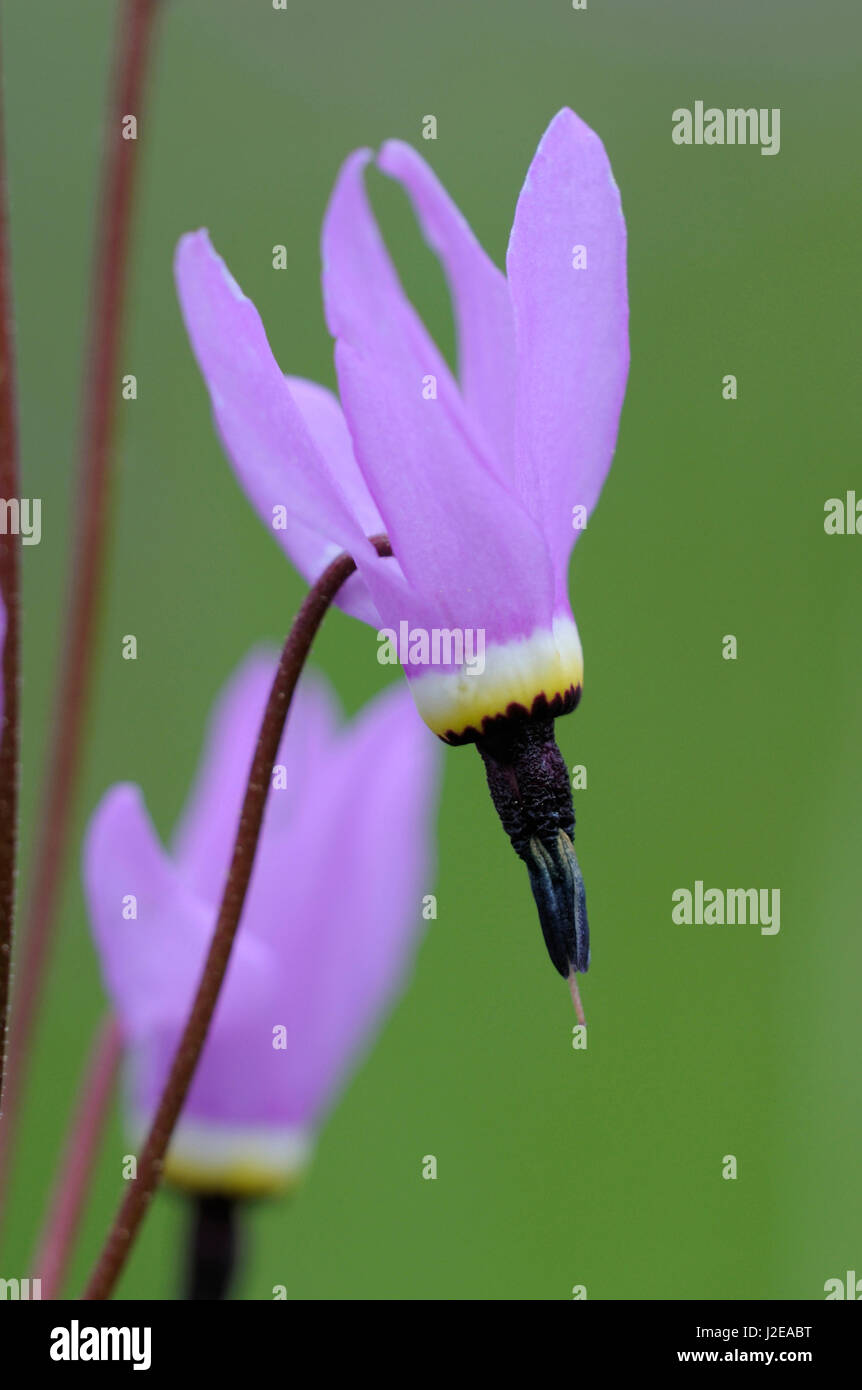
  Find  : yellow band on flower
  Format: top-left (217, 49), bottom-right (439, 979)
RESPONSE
top-left (133, 1116), bottom-right (313, 1198)
top-left (408, 615), bottom-right (584, 743)
top-left (164, 1154), bottom-right (304, 1199)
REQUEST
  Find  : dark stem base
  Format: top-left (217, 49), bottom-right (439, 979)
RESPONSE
top-left (183, 1193), bottom-right (242, 1301)
top-left (476, 716), bottom-right (574, 856)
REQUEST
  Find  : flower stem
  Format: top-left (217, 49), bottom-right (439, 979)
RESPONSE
top-left (183, 1194), bottom-right (241, 1301)
top-left (30, 1016), bottom-right (122, 1299)
top-left (0, 21), bottom-right (21, 1123)
top-left (0, 0), bottom-right (162, 1220)
top-left (82, 536), bottom-right (392, 1300)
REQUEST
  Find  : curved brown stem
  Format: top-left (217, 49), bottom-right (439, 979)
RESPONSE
top-left (31, 1016), bottom-right (122, 1298)
top-left (0, 0), bottom-right (163, 1221)
top-left (82, 536), bottom-right (392, 1300)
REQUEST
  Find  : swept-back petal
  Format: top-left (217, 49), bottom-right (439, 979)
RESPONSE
top-left (174, 229), bottom-right (378, 577)
top-left (322, 149), bottom-right (473, 443)
top-left (335, 339), bottom-right (553, 639)
top-left (378, 139), bottom-right (517, 477)
top-left (506, 108), bottom-right (629, 597)
top-left (285, 378), bottom-right (382, 535)
top-left (280, 377), bottom-right (388, 625)
top-left (322, 151), bottom-right (553, 642)
top-left (322, 150), bottom-right (553, 636)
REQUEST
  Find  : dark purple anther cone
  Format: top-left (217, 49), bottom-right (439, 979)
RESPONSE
top-left (476, 714), bottom-right (589, 979)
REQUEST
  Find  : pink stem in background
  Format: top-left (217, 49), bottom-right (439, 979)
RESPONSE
top-left (31, 1016), bottom-right (122, 1298)
top-left (0, 0), bottom-right (163, 1226)
top-left (0, 16), bottom-right (22, 1126)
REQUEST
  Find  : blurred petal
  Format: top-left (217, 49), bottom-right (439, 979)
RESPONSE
top-left (506, 108), bottom-right (629, 597)
top-left (130, 935), bottom-right (302, 1132)
top-left (88, 785), bottom-right (308, 1146)
top-left (246, 683), bottom-right (440, 1124)
top-left (84, 784), bottom-right (211, 1036)
top-left (173, 657), bottom-right (342, 908)
top-left (104, 680), bottom-right (440, 1179)
top-left (378, 139), bottom-right (516, 477)
top-left (171, 652), bottom-right (274, 903)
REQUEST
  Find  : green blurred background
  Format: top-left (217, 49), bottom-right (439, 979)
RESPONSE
top-left (2, 0), bottom-right (859, 1299)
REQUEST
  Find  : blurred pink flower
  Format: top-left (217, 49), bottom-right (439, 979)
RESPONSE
top-left (84, 656), bottom-right (440, 1194)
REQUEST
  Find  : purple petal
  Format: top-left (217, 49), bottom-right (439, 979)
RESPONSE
top-left (106, 680), bottom-right (440, 1138)
top-left (323, 151), bottom-right (553, 641)
top-left (130, 938), bottom-right (303, 1131)
top-left (378, 140), bottom-right (517, 478)
top-left (322, 149), bottom-right (472, 443)
top-left (506, 108), bottom-right (629, 600)
top-left (280, 376), bottom-right (387, 626)
top-left (335, 339), bottom-right (553, 639)
top-left (243, 682), bottom-right (440, 1125)
top-left (84, 784), bottom-right (211, 1037)
top-left (174, 230), bottom-right (379, 576)
top-left (173, 655), bottom-right (341, 909)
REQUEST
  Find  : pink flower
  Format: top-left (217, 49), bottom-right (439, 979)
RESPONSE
top-left (84, 657), bottom-right (440, 1194)
top-left (174, 109), bottom-right (628, 989)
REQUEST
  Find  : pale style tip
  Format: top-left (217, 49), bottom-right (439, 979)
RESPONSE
top-left (567, 969), bottom-right (586, 1027)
